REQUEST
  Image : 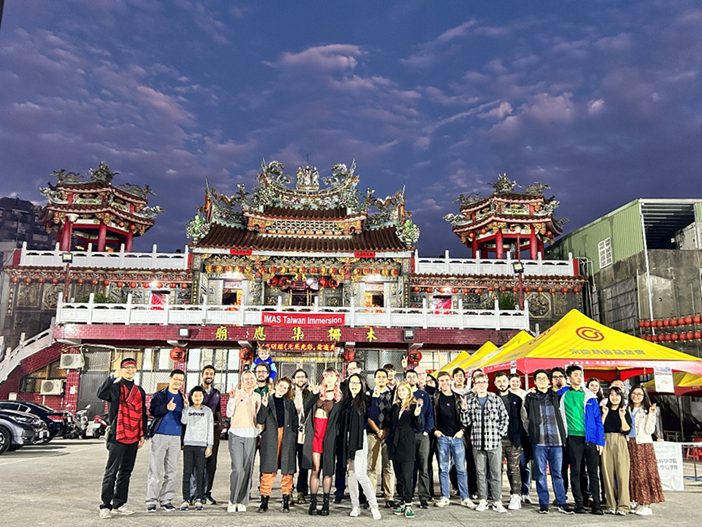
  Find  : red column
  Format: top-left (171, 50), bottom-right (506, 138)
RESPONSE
top-left (529, 225), bottom-right (538, 259)
top-left (125, 231), bottom-right (134, 252)
top-left (97, 222), bottom-right (107, 252)
top-left (60, 220), bottom-right (73, 251)
top-left (472, 236), bottom-right (479, 259)
top-left (496, 229), bottom-right (504, 259)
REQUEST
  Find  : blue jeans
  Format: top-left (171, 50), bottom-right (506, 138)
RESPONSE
top-left (520, 449), bottom-right (531, 495)
top-left (436, 435), bottom-right (468, 499)
top-left (533, 445), bottom-right (566, 508)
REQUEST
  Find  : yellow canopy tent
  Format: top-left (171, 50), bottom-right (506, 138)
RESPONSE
top-left (454, 341), bottom-right (498, 371)
top-left (437, 350), bottom-right (471, 372)
top-left (482, 309), bottom-right (702, 381)
top-left (463, 331), bottom-right (534, 372)
top-left (643, 372), bottom-right (702, 396)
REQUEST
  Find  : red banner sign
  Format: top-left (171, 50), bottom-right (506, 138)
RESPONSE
top-left (269, 342), bottom-right (337, 351)
top-left (261, 313), bottom-right (346, 327)
top-left (230, 249), bottom-right (252, 255)
top-left (354, 251), bottom-right (376, 258)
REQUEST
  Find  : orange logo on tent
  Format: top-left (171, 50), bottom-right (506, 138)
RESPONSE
top-left (576, 327), bottom-right (605, 341)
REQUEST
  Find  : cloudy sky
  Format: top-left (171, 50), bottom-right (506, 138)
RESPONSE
top-left (1, 1), bottom-right (700, 256)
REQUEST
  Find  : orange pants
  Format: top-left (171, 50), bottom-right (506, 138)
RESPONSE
top-left (260, 428), bottom-right (294, 496)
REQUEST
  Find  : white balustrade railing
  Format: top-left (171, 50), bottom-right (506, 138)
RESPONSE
top-left (56, 293), bottom-right (530, 331)
top-left (18, 242), bottom-right (190, 270)
top-left (0, 322), bottom-right (55, 384)
top-left (414, 250), bottom-right (576, 277)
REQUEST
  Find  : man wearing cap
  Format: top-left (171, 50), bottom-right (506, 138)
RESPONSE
top-left (97, 358), bottom-right (148, 519)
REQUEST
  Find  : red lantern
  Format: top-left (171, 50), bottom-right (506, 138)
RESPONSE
top-left (665, 334), bottom-right (673, 342)
top-left (500, 286), bottom-right (507, 292)
top-left (10, 277), bottom-right (19, 284)
top-left (170, 283), bottom-right (177, 289)
top-left (670, 318), bottom-right (678, 327)
top-left (391, 269), bottom-right (400, 276)
top-left (686, 331), bottom-right (694, 340)
top-left (650, 334), bottom-right (658, 342)
top-left (413, 286), bottom-right (421, 292)
top-left (487, 286), bottom-right (495, 292)
top-left (116, 282), bottom-right (124, 288)
top-left (452, 288), bottom-right (459, 294)
top-left (214, 265), bottom-right (223, 274)
top-left (319, 277), bottom-right (328, 288)
top-left (524, 286), bottom-right (532, 293)
top-left (656, 320), bottom-right (664, 328)
top-left (475, 288), bottom-right (483, 295)
top-left (329, 279), bottom-right (339, 288)
top-left (129, 282), bottom-right (137, 289)
top-left (142, 282), bottom-right (150, 288)
top-left (239, 348), bottom-right (252, 362)
top-left (310, 267), bottom-right (317, 274)
top-left (643, 320), bottom-right (651, 328)
top-left (331, 267), bottom-right (338, 275)
top-left (426, 287), bottom-right (433, 294)
top-left (686, 316), bottom-right (693, 325)
top-left (678, 317), bottom-right (686, 326)
top-left (671, 333), bottom-right (679, 341)
top-left (663, 319), bottom-right (670, 327)
top-left (269, 266), bottom-right (277, 274)
top-left (268, 276), bottom-right (279, 287)
top-left (408, 350), bottom-right (422, 363)
top-left (156, 282), bottom-right (163, 289)
top-left (24, 278), bottom-right (32, 285)
top-left (511, 286), bottom-right (518, 293)
top-left (573, 287), bottom-right (582, 294)
top-left (694, 315), bottom-right (702, 324)
top-left (300, 266), bottom-right (307, 273)
top-left (169, 348), bottom-right (185, 361)
top-left (462, 288), bottom-right (470, 294)
top-left (52, 278), bottom-right (60, 285)
top-left (548, 288), bottom-right (556, 294)
top-left (561, 287), bottom-right (569, 294)
top-left (90, 279), bottom-right (98, 286)
top-left (38, 278), bottom-right (46, 284)
top-left (181, 283), bottom-right (188, 289)
top-left (102, 280), bottom-right (110, 286)
top-left (344, 348), bottom-right (356, 362)
top-left (695, 331), bottom-right (702, 340)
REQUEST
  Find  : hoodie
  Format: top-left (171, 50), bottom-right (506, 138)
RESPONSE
top-left (560, 384), bottom-right (604, 447)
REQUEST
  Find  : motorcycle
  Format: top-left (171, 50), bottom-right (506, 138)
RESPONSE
top-left (68, 404), bottom-right (91, 439)
top-left (87, 413), bottom-right (108, 439)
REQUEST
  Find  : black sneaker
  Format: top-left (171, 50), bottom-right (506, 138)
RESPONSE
top-left (333, 496), bottom-right (343, 504)
top-left (558, 504), bottom-right (575, 515)
top-left (592, 508), bottom-right (604, 515)
top-left (420, 500), bottom-right (429, 509)
top-left (574, 506), bottom-right (586, 514)
top-left (385, 500), bottom-right (397, 509)
top-left (360, 501), bottom-right (370, 510)
top-left (205, 495), bottom-right (217, 505)
top-left (539, 506), bottom-right (549, 514)
top-left (146, 504), bottom-right (157, 513)
top-left (161, 503), bottom-right (176, 512)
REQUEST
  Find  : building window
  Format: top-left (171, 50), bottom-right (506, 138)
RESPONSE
top-left (19, 359), bottom-right (67, 393)
top-left (598, 238), bottom-right (613, 269)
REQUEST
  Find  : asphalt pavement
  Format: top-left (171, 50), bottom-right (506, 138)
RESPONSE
top-left (1, 439), bottom-right (701, 526)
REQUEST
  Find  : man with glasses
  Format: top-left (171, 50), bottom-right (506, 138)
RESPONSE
top-left (464, 371), bottom-right (508, 512)
top-left (292, 368), bottom-right (311, 504)
top-left (550, 367), bottom-right (570, 498)
top-left (524, 369), bottom-right (573, 514)
top-left (254, 363), bottom-right (273, 396)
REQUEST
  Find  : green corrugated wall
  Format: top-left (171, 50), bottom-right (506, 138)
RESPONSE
top-left (548, 199), bottom-right (644, 272)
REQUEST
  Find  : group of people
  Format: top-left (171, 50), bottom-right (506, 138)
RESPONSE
top-left (96, 354), bottom-right (666, 520)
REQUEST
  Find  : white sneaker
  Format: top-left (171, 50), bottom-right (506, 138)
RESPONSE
top-left (111, 505), bottom-right (134, 515)
top-left (630, 501), bottom-right (638, 511)
top-left (476, 499), bottom-right (488, 512)
top-left (371, 507), bottom-right (382, 520)
top-left (461, 497), bottom-right (477, 509)
top-left (635, 506), bottom-right (652, 516)
top-left (350, 506), bottom-right (360, 517)
top-left (227, 502), bottom-right (237, 513)
top-left (99, 508), bottom-right (111, 519)
top-left (493, 502), bottom-right (508, 513)
top-left (434, 496), bottom-right (450, 508)
top-left (509, 494), bottom-right (521, 510)
top-left (522, 494), bottom-right (533, 504)
top-left (237, 504), bottom-right (246, 512)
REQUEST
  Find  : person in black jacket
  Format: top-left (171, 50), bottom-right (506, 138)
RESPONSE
top-left (256, 377), bottom-right (298, 513)
top-left (494, 371), bottom-right (528, 510)
top-left (387, 381), bottom-right (423, 519)
top-left (524, 369), bottom-right (572, 514)
top-left (340, 374), bottom-right (382, 520)
top-left (97, 358), bottom-right (147, 519)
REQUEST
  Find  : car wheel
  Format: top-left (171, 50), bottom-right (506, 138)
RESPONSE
top-left (0, 426), bottom-right (11, 455)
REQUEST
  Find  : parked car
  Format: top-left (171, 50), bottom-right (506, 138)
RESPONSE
top-left (0, 400), bottom-right (71, 439)
top-left (0, 409), bottom-right (50, 455)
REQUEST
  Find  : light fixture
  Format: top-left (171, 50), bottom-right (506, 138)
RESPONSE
top-left (512, 262), bottom-right (525, 274)
top-left (178, 327), bottom-right (190, 338)
top-left (404, 328), bottom-right (415, 341)
top-left (61, 252), bottom-right (73, 263)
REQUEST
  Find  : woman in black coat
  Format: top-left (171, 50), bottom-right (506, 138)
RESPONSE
top-left (387, 381), bottom-right (424, 518)
top-left (300, 367), bottom-right (342, 516)
top-left (256, 377), bottom-right (298, 513)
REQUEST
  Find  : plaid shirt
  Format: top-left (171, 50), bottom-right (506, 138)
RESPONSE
top-left (464, 392), bottom-right (509, 451)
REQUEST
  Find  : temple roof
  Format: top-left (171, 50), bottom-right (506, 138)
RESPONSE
top-left (260, 205), bottom-right (354, 220)
top-left (196, 223), bottom-right (408, 252)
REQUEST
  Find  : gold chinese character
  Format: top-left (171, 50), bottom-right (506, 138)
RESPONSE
top-left (328, 327), bottom-right (341, 341)
top-left (292, 326), bottom-right (304, 341)
top-left (366, 326), bottom-right (378, 342)
top-left (254, 326), bottom-right (266, 341)
top-left (215, 326), bottom-right (228, 341)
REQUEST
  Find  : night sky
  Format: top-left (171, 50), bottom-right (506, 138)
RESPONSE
top-left (1, 1), bottom-right (700, 256)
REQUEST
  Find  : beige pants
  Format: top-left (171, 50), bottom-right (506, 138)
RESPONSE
top-left (367, 431), bottom-right (395, 501)
top-left (602, 433), bottom-right (630, 513)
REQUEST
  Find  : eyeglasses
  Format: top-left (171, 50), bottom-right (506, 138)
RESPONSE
top-left (631, 392), bottom-right (644, 397)
top-left (474, 380), bottom-right (489, 385)
top-left (551, 375), bottom-right (564, 379)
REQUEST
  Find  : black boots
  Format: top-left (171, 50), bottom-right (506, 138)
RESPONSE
top-left (320, 493), bottom-right (330, 516)
top-left (309, 493), bottom-right (318, 515)
top-left (257, 495), bottom-right (269, 513)
top-left (282, 494), bottom-right (291, 513)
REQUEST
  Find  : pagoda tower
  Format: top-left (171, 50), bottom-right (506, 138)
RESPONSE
top-left (445, 174), bottom-right (565, 259)
top-left (37, 163), bottom-right (163, 252)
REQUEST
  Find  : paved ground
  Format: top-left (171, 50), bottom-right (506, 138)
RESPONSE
top-left (1, 438), bottom-right (701, 526)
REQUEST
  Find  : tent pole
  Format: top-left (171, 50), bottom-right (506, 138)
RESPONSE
top-left (678, 396), bottom-right (684, 441)
top-left (524, 372), bottom-right (529, 390)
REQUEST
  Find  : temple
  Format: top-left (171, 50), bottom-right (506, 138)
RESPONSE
top-left (38, 163), bottom-right (163, 252)
top-left (444, 174), bottom-right (564, 259)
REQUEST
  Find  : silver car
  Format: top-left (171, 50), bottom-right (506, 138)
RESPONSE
top-left (0, 409), bottom-right (50, 455)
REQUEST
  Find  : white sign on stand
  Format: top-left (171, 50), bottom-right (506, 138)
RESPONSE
top-left (654, 366), bottom-right (675, 394)
top-left (653, 441), bottom-right (684, 491)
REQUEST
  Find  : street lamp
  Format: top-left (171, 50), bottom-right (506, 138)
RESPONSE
top-left (512, 261), bottom-right (525, 310)
top-left (61, 252), bottom-right (73, 300)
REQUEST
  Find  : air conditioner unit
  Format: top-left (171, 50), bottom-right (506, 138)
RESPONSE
top-left (60, 354), bottom-right (84, 369)
top-left (40, 379), bottom-right (64, 396)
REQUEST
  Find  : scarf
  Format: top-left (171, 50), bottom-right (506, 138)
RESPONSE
top-left (116, 381), bottom-right (143, 444)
